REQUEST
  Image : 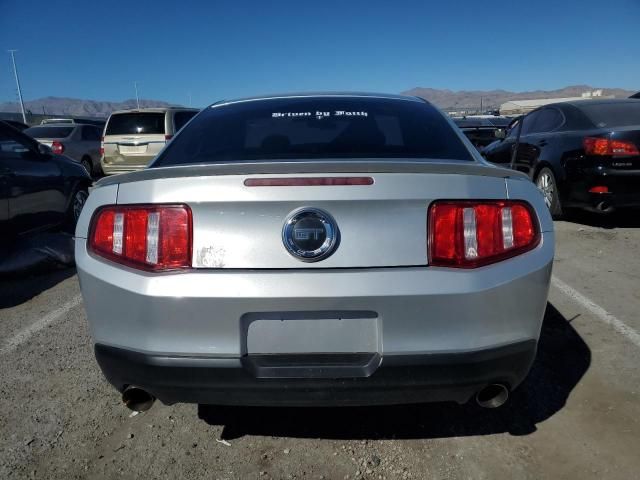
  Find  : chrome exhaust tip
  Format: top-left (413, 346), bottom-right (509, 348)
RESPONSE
top-left (475, 384), bottom-right (509, 408)
top-left (122, 386), bottom-right (155, 412)
top-left (595, 201), bottom-right (613, 213)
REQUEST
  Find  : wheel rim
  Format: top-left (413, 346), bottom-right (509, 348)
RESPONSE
top-left (537, 172), bottom-right (554, 208)
top-left (73, 190), bottom-right (88, 221)
top-left (82, 160), bottom-right (91, 174)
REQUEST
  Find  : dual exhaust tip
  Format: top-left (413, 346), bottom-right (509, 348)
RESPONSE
top-left (121, 384), bottom-right (509, 411)
top-left (122, 386), bottom-right (155, 412)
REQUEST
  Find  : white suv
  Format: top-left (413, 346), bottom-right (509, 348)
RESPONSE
top-left (101, 107), bottom-right (198, 175)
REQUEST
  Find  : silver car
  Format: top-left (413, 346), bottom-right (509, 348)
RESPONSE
top-left (76, 93), bottom-right (554, 411)
top-left (24, 124), bottom-right (102, 176)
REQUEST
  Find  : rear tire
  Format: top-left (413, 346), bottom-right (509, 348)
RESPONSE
top-left (535, 167), bottom-right (562, 219)
top-left (65, 187), bottom-right (89, 231)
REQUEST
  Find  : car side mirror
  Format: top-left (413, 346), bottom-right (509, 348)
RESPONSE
top-left (494, 129), bottom-right (506, 140)
top-left (37, 143), bottom-right (52, 157)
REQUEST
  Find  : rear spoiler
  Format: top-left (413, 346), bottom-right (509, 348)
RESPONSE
top-left (96, 159), bottom-right (528, 187)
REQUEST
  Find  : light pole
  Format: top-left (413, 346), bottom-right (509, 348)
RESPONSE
top-left (134, 81), bottom-right (140, 109)
top-left (8, 50), bottom-right (27, 123)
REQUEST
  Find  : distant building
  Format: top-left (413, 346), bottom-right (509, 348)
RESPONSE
top-left (500, 97), bottom-right (583, 115)
top-left (581, 89), bottom-right (603, 98)
top-left (500, 92), bottom-right (614, 115)
top-left (498, 89), bottom-right (616, 115)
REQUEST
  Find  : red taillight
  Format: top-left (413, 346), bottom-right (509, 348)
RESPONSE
top-left (164, 134), bottom-right (173, 141)
top-left (589, 186), bottom-right (609, 194)
top-left (611, 139), bottom-right (639, 156)
top-left (99, 137), bottom-right (104, 156)
top-left (51, 141), bottom-right (64, 154)
top-left (428, 200), bottom-right (540, 268)
top-left (584, 137), bottom-right (639, 156)
top-left (89, 205), bottom-right (192, 271)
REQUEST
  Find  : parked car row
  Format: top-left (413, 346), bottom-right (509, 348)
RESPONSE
top-left (3, 90), bottom-right (637, 414)
top-left (3, 108), bottom-right (199, 180)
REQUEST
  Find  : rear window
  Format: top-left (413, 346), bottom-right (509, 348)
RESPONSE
top-left (106, 112), bottom-right (165, 135)
top-left (24, 126), bottom-right (74, 138)
top-left (152, 97), bottom-right (472, 166)
top-left (42, 119), bottom-right (74, 124)
top-left (580, 102), bottom-right (640, 128)
top-left (173, 111), bottom-right (198, 132)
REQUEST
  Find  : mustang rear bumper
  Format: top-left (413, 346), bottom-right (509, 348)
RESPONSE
top-left (95, 340), bottom-right (537, 406)
top-left (77, 230), bottom-right (553, 407)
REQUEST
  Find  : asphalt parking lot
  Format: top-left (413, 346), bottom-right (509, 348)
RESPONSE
top-left (1, 212), bottom-right (639, 480)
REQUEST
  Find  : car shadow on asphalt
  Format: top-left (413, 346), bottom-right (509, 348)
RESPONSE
top-left (0, 267), bottom-right (76, 309)
top-left (199, 303), bottom-right (591, 440)
top-left (564, 209), bottom-right (640, 229)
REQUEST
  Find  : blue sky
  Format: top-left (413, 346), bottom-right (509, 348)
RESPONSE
top-left (1, 0), bottom-right (639, 107)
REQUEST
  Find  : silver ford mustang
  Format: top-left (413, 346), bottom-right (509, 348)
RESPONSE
top-left (76, 93), bottom-right (554, 411)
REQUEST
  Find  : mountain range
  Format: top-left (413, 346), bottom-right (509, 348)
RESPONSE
top-left (1, 85), bottom-right (637, 117)
top-left (0, 96), bottom-right (178, 118)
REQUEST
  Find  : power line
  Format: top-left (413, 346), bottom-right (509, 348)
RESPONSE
top-left (134, 81), bottom-right (140, 109)
top-left (8, 50), bottom-right (27, 123)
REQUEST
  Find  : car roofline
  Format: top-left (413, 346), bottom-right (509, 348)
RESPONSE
top-left (210, 92), bottom-right (426, 108)
top-left (109, 107), bottom-right (199, 115)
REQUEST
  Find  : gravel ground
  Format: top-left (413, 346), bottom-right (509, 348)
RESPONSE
top-left (1, 211), bottom-right (639, 480)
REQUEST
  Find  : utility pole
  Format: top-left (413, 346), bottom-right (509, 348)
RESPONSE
top-left (8, 50), bottom-right (27, 123)
top-left (480, 96), bottom-right (483, 114)
top-left (134, 81), bottom-right (140, 109)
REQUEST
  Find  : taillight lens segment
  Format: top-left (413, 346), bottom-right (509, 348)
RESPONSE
top-left (584, 137), bottom-right (640, 156)
top-left (428, 201), bottom-right (539, 268)
top-left (89, 205), bottom-right (192, 271)
top-left (51, 141), bottom-right (64, 154)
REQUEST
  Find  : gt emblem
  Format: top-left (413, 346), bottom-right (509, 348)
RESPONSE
top-left (282, 208), bottom-right (339, 262)
top-left (294, 228), bottom-right (325, 241)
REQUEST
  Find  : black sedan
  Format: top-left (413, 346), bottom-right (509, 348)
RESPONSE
top-left (0, 121), bottom-right (91, 243)
top-left (482, 99), bottom-right (640, 216)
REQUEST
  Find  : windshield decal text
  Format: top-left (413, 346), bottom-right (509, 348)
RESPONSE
top-left (272, 111), bottom-right (368, 119)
